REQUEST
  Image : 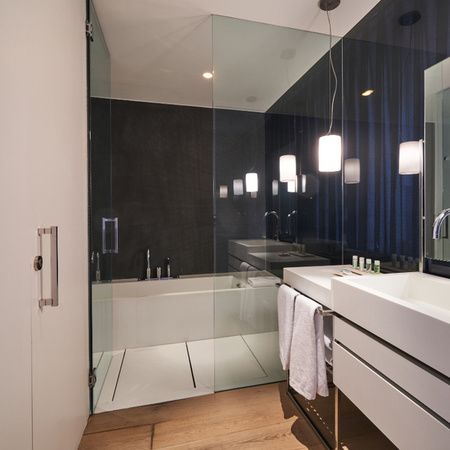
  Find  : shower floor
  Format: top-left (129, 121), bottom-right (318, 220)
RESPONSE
top-left (94, 331), bottom-right (286, 413)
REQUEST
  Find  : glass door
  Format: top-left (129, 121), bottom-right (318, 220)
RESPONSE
top-left (212, 15), bottom-right (342, 391)
top-left (88, 0), bottom-right (114, 412)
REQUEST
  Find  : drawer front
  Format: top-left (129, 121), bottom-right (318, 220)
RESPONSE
top-left (334, 342), bottom-right (450, 450)
top-left (334, 317), bottom-right (450, 422)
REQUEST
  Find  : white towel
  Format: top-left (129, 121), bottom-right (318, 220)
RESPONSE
top-left (248, 276), bottom-right (280, 288)
top-left (277, 285), bottom-right (297, 370)
top-left (289, 294), bottom-right (329, 400)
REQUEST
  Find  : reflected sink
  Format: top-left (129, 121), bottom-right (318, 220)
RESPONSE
top-left (228, 239), bottom-right (293, 262)
top-left (332, 272), bottom-right (450, 377)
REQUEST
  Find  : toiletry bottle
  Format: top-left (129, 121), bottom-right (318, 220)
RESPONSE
top-left (359, 257), bottom-right (365, 271)
top-left (366, 258), bottom-right (372, 272)
top-left (352, 255), bottom-right (358, 269)
top-left (157, 266), bottom-right (162, 280)
top-left (374, 260), bottom-right (381, 274)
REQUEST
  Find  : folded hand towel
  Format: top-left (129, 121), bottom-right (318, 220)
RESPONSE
top-left (277, 285), bottom-right (297, 370)
top-left (289, 294), bottom-right (329, 400)
top-left (248, 276), bottom-right (280, 288)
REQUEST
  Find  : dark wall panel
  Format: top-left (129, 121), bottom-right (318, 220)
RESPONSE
top-left (111, 100), bottom-right (213, 279)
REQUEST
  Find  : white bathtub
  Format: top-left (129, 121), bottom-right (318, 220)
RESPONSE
top-left (93, 274), bottom-right (279, 351)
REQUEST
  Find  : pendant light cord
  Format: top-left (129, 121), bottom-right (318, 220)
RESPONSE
top-left (326, 9), bottom-right (337, 135)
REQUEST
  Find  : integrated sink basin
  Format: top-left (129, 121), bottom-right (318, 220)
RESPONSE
top-left (333, 272), bottom-right (450, 377)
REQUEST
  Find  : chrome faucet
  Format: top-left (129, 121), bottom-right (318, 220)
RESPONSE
top-left (263, 211), bottom-right (279, 240)
top-left (432, 208), bottom-right (450, 239)
top-left (146, 249), bottom-right (151, 279)
top-left (287, 210), bottom-right (297, 237)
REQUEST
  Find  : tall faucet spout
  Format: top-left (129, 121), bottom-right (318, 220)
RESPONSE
top-left (432, 208), bottom-right (450, 239)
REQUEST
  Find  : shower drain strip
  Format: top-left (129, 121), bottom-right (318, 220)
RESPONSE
top-left (185, 342), bottom-right (197, 388)
top-left (111, 349), bottom-right (127, 402)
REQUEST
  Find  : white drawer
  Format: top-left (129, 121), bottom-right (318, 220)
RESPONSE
top-left (334, 342), bottom-right (450, 450)
top-left (334, 317), bottom-right (450, 422)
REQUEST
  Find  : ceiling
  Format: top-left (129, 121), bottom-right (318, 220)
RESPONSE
top-left (93, 0), bottom-right (381, 111)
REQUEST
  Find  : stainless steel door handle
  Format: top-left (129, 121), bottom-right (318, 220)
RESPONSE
top-left (36, 226), bottom-right (59, 308)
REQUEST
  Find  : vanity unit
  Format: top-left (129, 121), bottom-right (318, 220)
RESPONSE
top-left (333, 272), bottom-right (450, 449)
top-left (283, 266), bottom-right (450, 449)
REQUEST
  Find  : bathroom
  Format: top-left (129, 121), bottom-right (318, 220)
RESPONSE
top-left (1, 0), bottom-right (449, 449)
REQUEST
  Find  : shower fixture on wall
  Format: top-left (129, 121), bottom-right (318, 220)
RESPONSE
top-left (318, 0), bottom-right (342, 173)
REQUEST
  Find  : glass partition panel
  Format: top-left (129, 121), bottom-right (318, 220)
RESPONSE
top-left (88, 0), bottom-right (113, 411)
top-left (212, 15), bottom-right (342, 391)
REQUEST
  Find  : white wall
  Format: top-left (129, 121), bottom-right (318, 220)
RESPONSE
top-left (0, 1), bottom-right (88, 449)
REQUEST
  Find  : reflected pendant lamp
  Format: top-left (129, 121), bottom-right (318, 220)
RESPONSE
top-left (279, 155), bottom-right (297, 182)
top-left (245, 172), bottom-right (258, 192)
top-left (344, 158), bottom-right (361, 184)
top-left (272, 180), bottom-right (279, 196)
top-left (233, 179), bottom-right (244, 195)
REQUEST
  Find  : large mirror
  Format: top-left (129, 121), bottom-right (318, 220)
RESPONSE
top-left (425, 56), bottom-right (450, 263)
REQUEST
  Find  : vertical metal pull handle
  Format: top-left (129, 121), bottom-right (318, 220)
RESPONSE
top-left (102, 217), bottom-right (118, 254)
top-left (36, 226), bottom-right (59, 308)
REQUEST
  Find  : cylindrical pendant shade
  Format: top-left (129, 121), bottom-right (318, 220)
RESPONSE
top-left (219, 185), bottom-right (228, 198)
top-left (399, 140), bottom-right (422, 174)
top-left (318, 135), bottom-right (342, 172)
top-left (301, 174), bottom-right (307, 193)
top-left (272, 180), bottom-right (279, 196)
top-left (233, 179), bottom-right (244, 195)
top-left (279, 155), bottom-right (297, 181)
top-left (287, 176), bottom-right (297, 193)
top-left (245, 172), bottom-right (258, 192)
top-left (344, 158), bottom-right (360, 184)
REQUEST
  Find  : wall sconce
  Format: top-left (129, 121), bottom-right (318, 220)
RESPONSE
top-left (272, 180), bottom-right (279, 196)
top-left (318, 135), bottom-right (342, 172)
top-left (399, 140), bottom-right (422, 174)
top-left (287, 176), bottom-right (298, 193)
top-left (233, 179), bottom-right (244, 195)
top-left (279, 155), bottom-right (296, 182)
top-left (344, 158), bottom-right (360, 184)
top-left (245, 172), bottom-right (258, 192)
top-left (219, 185), bottom-right (228, 198)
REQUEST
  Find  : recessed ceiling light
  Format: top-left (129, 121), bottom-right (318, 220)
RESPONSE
top-left (361, 89), bottom-right (374, 97)
top-left (202, 72), bottom-right (213, 79)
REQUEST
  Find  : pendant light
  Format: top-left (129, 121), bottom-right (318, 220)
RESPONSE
top-left (279, 154), bottom-right (297, 181)
top-left (287, 176), bottom-right (298, 193)
top-left (344, 158), bottom-right (361, 184)
top-left (399, 140), bottom-right (422, 175)
top-left (272, 180), bottom-right (279, 196)
top-left (219, 185), bottom-right (228, 198)
top-left (397, 12), bottom-right (422, 175)
top-left (245, 172), bottom-right (258, 192)
top-left (318, 1), bottom-right (342, 173)
top-left (233, 179), bottom-right (244, 195)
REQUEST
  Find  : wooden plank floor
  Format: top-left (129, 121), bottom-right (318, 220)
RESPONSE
top-left (79, 382), bottom-right (324, 450)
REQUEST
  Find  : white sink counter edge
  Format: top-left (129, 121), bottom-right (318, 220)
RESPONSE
top-left (332, 272), bottom-right (450, 325)
top-left (283, 265), bottom-right (353, 309)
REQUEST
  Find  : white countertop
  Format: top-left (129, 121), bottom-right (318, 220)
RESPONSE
top-left (283, 265), bottom-right (353, 309)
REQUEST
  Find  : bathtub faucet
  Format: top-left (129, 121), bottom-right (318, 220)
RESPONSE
top-left (146, 249), bottom-right (151, 280)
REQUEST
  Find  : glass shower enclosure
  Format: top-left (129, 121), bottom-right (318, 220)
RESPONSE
top-left (87, 4), bottom-right (341, 413)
